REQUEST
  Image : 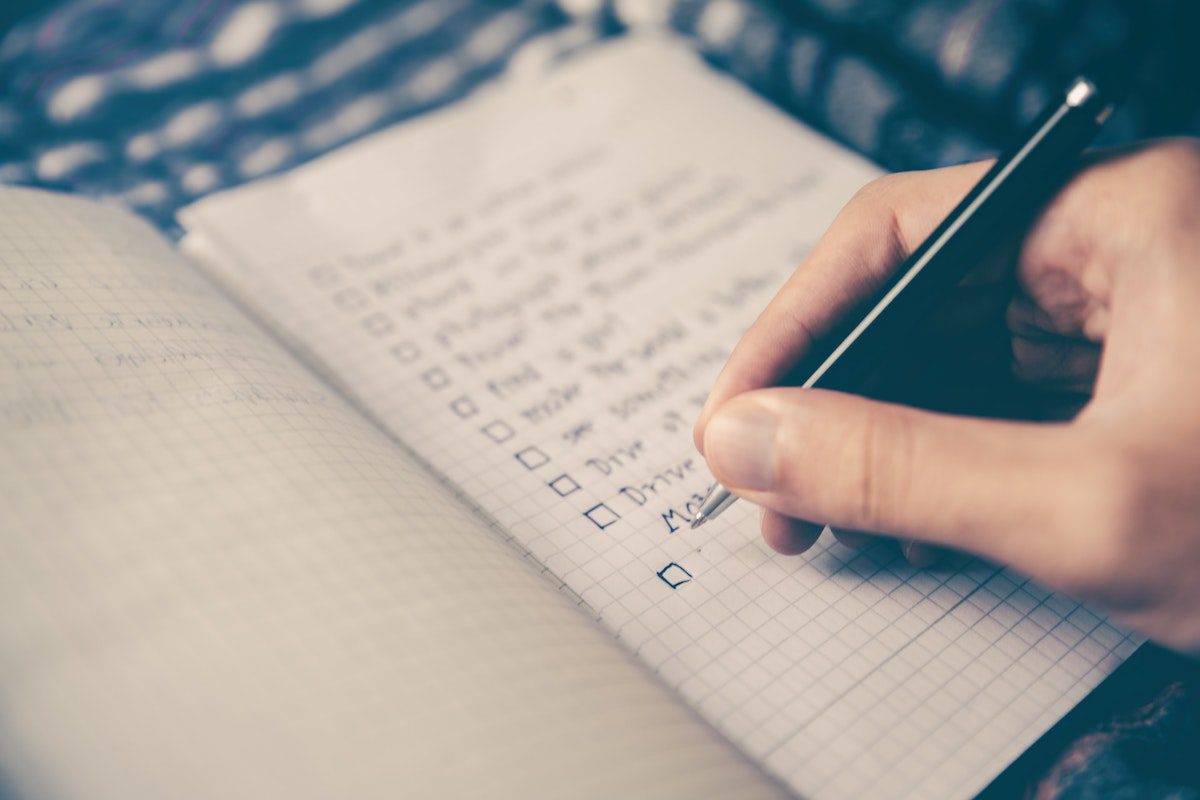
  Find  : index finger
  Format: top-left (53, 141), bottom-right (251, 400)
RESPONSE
top-left (693, 161), bottom-right (993, 453)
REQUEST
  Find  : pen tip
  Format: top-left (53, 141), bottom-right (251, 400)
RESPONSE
top-left (690, 513), bottom-right (707, 530)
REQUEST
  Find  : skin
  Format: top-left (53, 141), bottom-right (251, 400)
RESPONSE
top-left (693, 139), bottom-right (1200, 656)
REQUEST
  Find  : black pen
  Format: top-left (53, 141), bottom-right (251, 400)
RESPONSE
top-left (692, 75), bottom-right (1116, 529)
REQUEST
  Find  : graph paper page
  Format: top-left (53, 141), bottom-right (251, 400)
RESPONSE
top-left (0, 187), bottom-right (785, 800)
top-left (181, 35), bottom-right (1138, 800)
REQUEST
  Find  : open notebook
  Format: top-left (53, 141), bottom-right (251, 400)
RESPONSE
top-left (1, 35), bottom-right (1136, 800)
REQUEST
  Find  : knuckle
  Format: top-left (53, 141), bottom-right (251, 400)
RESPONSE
top-left (844, 407), bottom-right (913, 533)
top-left (839, 176), bottom-right (910, 267)
top-left (851, 173), bottom-right (901, 202)
top-left (844, 173), bottom-right (908, 221)
top-left (1129, 139), bottom-right (1200, 207)
top-left (1153, 138), bottom-right (1200, 173)
top-left (777, 302), bottom-right (822, 353)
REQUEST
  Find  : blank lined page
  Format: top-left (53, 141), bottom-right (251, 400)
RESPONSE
top-left (181, 35), bottom-right (1138, 799)
top-left (0, 187), bottom-right (785, 800)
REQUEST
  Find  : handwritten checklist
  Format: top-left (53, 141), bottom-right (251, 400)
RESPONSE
top-left (182, 37), bottom-right (1138, 800)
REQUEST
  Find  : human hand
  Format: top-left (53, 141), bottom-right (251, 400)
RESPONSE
top-left (693, 140), bottom-right (1200, 655)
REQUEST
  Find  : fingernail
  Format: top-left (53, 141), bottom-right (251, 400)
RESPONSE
top-left (704, 400), bottom-right (778, 491)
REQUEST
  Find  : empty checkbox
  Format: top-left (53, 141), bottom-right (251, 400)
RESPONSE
top-left (515, 446), bottom-right (550, 470)
top-left (421, 367), bottom-right (450, 390)
top-left (390, 341), bottom-right (420, 364)
top-left (584, 503), bottom-right (620, 530)
top-left (332, 288), bottom-right (368, 311)
top-left (450, 396), bottom-right (478, 419)
top-left (481, 420), bottom-right (515, 443)
top-left (362, 312), bottom-right (394, 337)
top-left (548, 474), bottom-right (580, 497)
top-left (657, 562), bottom-right (693, 589)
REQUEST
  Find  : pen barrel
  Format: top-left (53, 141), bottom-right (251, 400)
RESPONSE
top-left (804, 78), bottom-right (1113, 393)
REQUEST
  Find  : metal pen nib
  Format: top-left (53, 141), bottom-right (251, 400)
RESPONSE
top-left (690, 484), bottom-right (737, 528)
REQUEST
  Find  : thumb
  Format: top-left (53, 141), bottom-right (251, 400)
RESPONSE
top-left (701, 388), bottom-right (1078, 571)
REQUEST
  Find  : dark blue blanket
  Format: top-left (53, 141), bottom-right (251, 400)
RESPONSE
top-left (2, 0), bottom-right (1197, 233)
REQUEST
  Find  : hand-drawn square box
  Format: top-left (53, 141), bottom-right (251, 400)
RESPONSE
top-left (390, 341), bottom-right (420, 364)
top-left (362, 312), bottom-right (395, 337)
top-left (514, 446), bottom-right (550, 470)
top-left (332, 288), bottom-right (368, 312)
top-left (657, 562), bottom-right (693, 589)
top-left (450, 396), bottom-right (478, 419)
top-left (584, 503), bottom-right (620, 530)
top-left (481, 420), bottom-right (515, 444)
top-left (421, 367), bottom-right (451, 390)
top-left (548, 474), bottom-right (580, 497)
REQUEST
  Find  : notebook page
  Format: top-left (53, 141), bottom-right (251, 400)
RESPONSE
top-left (0, 187), bottom-right (786, 800)
top-left (181, 35), bottom-right (1138, 799)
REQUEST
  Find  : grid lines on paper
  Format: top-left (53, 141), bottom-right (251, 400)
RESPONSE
top-left (176, 38), bottom-right (1140, 800)
top-left (0, 187), bottom-right (787, 800)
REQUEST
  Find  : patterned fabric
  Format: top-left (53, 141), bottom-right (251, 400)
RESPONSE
top-left (2, 0), bottom-right (1198, 232)
top-left (0, 0), bottom-right (579, 230)
top-left (1033, 680), bottom-right (1200, 800)
top-left (0, 0), bottom-right (1197, 796)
